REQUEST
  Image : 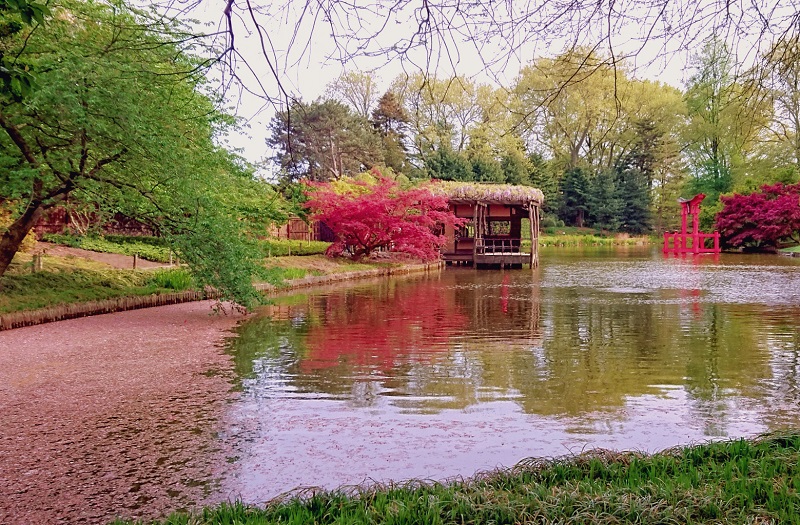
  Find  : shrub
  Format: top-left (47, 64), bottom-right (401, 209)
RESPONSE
top-left (304, 174), bottom-right (463, 261)
top-left (716, 182), bottom-right (800, 250)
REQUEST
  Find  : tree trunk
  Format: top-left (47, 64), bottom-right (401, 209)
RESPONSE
top-left (0, 202), bottom-right (44, 278)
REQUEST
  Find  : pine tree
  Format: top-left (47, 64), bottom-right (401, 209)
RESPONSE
top-left (559, 167), bottom-right (590, 227)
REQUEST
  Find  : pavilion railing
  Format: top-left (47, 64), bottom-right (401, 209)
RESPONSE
top-left (475, 238), bottom-right (523, 255)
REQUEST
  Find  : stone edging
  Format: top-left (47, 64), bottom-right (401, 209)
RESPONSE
top-left (0, 261), bottom-right (443, 331)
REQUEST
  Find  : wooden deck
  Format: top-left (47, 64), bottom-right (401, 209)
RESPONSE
top-left (442, 239), bottom-right (535, 268)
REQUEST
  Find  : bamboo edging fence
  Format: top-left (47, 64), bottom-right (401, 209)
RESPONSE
top-left (0, 261), bottom-right (443, 331)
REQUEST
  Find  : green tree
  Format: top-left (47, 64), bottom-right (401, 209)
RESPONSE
top-left (515, 49), bottom-right (629, 170)
top-left (742, 35), bottom-right (800, 186)
top-left (683, 37), bottom-right (769, 200)
top-left (559, 167), bottom-right (590, 227)
top-left (501, 149), bottom-right (530, 186)
top-left (587, 169), bottom-right (621, 231)
top-left (528, 153), bottom-right (560, 215)
top-left (371, 91), bottom-right (410, 173)
top-left (0, 0), bottom-right (49, 98)
top-left (268, 99), bottom-right (383, 182)
top-left (0, 0), bottom-right (279, 306)
top-left (614, 163), bottom-right (653, 234)
top-left (422, 143), bottom-right (472, 181)
top-left (627, 119), bottom-right (682, 232)
top-left (464, 127), bottom-right (503, 183)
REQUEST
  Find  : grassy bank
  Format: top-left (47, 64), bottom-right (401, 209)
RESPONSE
top-left (780, 245), bottom-right (800, 253)
top-left (43, 233), bottom-right (174, 262)
top-left (538, 226), bottom-right (652, 247)
top-left (0, 255), bottom-right (196, 314)
top-left (115, 433), bottom-right (800, 525)
top-left (43, 234), bottom-right (332, 261)
top-left (0, 252), bottom-right (405, 315)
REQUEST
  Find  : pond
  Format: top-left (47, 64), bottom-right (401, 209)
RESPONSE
top-left (219, 246), bottom-right (800, 502)
top-left (1, 246), bottom-right (799, 523)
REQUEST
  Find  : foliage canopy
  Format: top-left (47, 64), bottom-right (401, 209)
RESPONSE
top-left (0, 0), bottom-right (281, 307)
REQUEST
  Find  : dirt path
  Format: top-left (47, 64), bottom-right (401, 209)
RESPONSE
top-left (38, 242), bottom-right (171, 269)
top-left (0, 301), bottom-right (247, 524)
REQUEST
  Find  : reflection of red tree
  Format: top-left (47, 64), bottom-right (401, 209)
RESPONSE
top-left (301, 281), bottom-right (469, 373)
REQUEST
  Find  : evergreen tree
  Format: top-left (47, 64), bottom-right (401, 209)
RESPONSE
top-left (528, 153), bottom-right (560, 214)
top-left (559, 167), bottom-right (590, 227)
top-left (615, 165), bottom-right (653, 234)
top-left (371, 91), bottom-right (409, 174)
top-left (470, 155), bottom-right (504, 183)
top-left (588, 170), bottom-right (622, 231)
top-left (501, 151), bottom-right (530, 185)
top-left (268, 99), bottom-right (383, 182)
top-left (423, 144), bottom-right (473, 181)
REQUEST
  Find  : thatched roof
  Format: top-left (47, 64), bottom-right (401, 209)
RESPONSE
top-left (429, 181), bottom-right (544, 205)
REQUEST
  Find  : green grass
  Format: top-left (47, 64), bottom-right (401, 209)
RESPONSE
top-left (43, 233), bottom-right (173, 262)
top-left (0, 260), bottom-right (195, 314)
top-left (115, 433), bottom-right (800, 525)
top-left (537, 234), bottom-right (651, 247)
top-left (780, 245), bottom-right (800, 253)
top-left (254, 266), bottom-right (311, 286)
top-left (261, 238), bottom-right (331, 256)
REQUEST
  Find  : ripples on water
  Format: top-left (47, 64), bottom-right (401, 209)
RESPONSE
top-left (218, 247), bottom-right (800, 499)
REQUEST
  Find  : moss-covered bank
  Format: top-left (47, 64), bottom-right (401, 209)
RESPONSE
top-left (114, 433), bottom-right (800, 525)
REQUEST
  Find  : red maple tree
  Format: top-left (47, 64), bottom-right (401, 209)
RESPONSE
top-left (716, 182), bottom-right (800, 249)
top-left (304, 175), bottom-right (463, 260)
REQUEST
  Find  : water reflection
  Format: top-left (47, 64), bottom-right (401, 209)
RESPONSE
top-left (228, 250), bottom-right (800, 423)
top-left (220, 247), bottom-right (800, 498)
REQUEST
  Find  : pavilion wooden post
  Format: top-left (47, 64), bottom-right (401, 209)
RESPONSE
top-left (528, 202), bottom-right (539, 268)
top-left (472, 203), bottom-right (479, 268)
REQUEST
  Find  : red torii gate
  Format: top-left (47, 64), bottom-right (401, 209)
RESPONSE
top-left (663, 194), bottom-right (721, 254)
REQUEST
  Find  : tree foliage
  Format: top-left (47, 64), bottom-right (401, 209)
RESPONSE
top-left (559, 167), bottom-right (590, 228)
top-left (371, 91), bottom-right (410, 174)
top-left (0, 0), bottom-right (280, 307)
top-left (268, 99), bottom-right (383, 182)
top-left (326, 71), bottom-right (381, 119)
top-left (716, 183), bottom-right (800, 249)
top-left (0, 0), bottom-right (49, 98)
top-left (304, 173), bottom-right (463, 261)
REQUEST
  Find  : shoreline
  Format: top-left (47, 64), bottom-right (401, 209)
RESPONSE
top-left (0, 261), bottom-right (443, 331)
top-left (117, 432), bottom-right (800, 525)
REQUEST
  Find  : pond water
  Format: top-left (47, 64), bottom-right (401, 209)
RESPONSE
top-left (220, 247), bottom-right (800, 501)
top-left (2, 247), bottom-right (799, 523)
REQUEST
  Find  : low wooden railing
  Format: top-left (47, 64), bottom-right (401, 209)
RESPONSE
top-left (475, 238), bottom-right (523, 255)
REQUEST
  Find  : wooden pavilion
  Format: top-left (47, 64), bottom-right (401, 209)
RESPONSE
top-left (433, 182), bottom-right (544, 268)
